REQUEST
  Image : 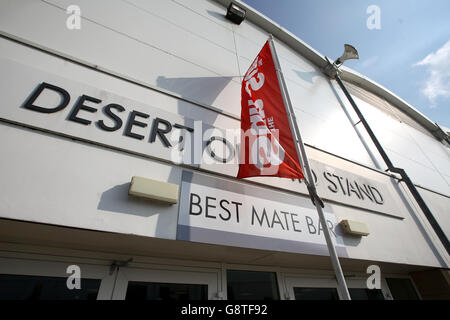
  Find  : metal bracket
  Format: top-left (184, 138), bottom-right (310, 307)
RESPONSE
top-left (109, 258), bottom-right (133, 275)
top-left (306, 183), bottom-right (325, 208)
top-left (434, 122), bottom-right (450, 144)
top-left (322, 57), bottom-right (341, 79)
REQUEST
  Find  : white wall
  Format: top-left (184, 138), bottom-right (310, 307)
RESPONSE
top-left (0, 0), bottom-right (448, 268)
top-left (341, 91), bottom-right (450, 196)
top-left (0, 121), bottom-right (181, 240)
top-left (330, 82), bottom-right (450, 251)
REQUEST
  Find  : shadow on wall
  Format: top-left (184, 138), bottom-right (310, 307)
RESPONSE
top-left (96, 164), bottom-right (182, 240)
top-left (96, 77), bottom-right (238, 239)
top-left (97, 182), bottom-right (173, 217)
top-left (156, 76), bottom-right (234, 108)
top-left (206, 10), bottom-right (228, 23)
top-left (151, 75), bottom-right (240, 240)
top-left (335, 224), bottom-right (362, 247)
top-left (293, 70), bottom-right (320, 84)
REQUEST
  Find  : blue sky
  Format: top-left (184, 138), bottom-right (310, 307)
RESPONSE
top-left (241, 0), bottom-right (450, 128)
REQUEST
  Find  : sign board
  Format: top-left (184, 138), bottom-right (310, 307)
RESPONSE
top-left (304, 160), bottom-right (401, 218)
top-left (0, 58), bottom-right (402, 218)
top-left (177, 170), bottom-right (348, 257)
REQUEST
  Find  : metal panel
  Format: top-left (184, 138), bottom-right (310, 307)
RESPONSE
top-left (403, 125), bottom-right (450, 178)
top-left (339, 88), bottom-right (450, 195)
top-left (173, 0), bottom-right (234, 30)
top-left (0, 57), bottom-right (201, 167)
top-left (232, 12), bottom-right (270, 45)
top-left (444, 175), bottom-right (450, 188)
top-left (0, 36), bottom-right (238, 133)
top-left (274, 39), bottom-right (324, 79)
top-left (387, 151), bottom-right (450, 195)
top-left (0, 0), bottom-right (241, 116)
top-left (0, 121), bottom-right (181, 240)
top-left (278, 57), bottom-right (323, 95)
top-left (287, 77), bottom-right (349, 120)
top-left (234, 33), bottom-right (266, 62)
top-left (418, 188), bottom-right (450, 238)
top-left (369, 129), bottom-right (436, 171)
top-left (126, 0), bottom-right (236, 49)
top-left (288, 96), bottom-right (376, 167)
top-left (46, 0), bottom-right (239, 76)
top-left (331, 195), bottom-right (448, 267)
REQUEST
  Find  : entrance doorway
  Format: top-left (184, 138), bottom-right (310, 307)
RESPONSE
top-left (283, 274), bottom-right (391, 300)
top-left (111, 265), bottom-right (220, 300)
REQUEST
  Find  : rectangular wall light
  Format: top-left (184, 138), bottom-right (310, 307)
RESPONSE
top-left (226, 2), bottom-right (246, 25)
top-left (128, 176), bottom-right (179, 204)
top-left (339, 219), bottom-right (370, 236)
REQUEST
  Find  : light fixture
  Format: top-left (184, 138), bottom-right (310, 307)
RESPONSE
top-left (335, 44), bottom-right (359, 66)
top-left (323, 44), bottom-right (359, 78)
top-left (128, 176), bottom-right (179, 204)
top-left (339, 219), bottom-right (370, 237)
top-left (226, 2), bottom-right (246, 25)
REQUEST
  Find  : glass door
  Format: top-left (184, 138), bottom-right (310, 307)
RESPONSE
top-left (284, 274), bottom-right (391, 300)
top-left (0, 257), bottom-right (114, 300)
top-left (111, 265), bottom-right (220, 300)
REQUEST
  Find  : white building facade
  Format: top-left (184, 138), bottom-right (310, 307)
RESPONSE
top-left (0, 0), bottom-right (448, 300)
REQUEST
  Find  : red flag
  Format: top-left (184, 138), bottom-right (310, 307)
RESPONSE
top-left (237, 41), bottom-right (304, 179)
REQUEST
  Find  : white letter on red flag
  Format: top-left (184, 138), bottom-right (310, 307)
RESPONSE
top-left (237, 41), bottom-right (304, 179)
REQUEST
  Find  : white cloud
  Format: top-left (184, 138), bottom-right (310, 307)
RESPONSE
top-left (360, 56), bottom-right (379, 69)
top-left (414, 39), bottom-right (450, 107)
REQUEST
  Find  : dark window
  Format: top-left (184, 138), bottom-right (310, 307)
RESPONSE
top-left (386, 278), bottom-right (420, 300)
top-left (0, 274), bottom-right (100, 300)
top-left (349, 288), bottom-right (385, 300)
top-left (227, 270), bottom-right (279, 300)
top-left (294, 287), bottom-right (339, 300)
top-left (125, 282), bottom-right (208, 301)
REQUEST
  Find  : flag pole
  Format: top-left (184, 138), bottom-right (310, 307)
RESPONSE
top-left (268, 35), bottom-right (351, 300)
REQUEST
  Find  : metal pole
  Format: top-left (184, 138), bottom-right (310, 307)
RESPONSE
top-left (334, 73), bottom-right (450, 256)
top-left (268, 36), bottom-right (351, 300)
top-left (334, 75), bottom-right (394, 169)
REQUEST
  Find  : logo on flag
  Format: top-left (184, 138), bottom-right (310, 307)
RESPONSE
top-left (237, 41), bottom-right (304, 179)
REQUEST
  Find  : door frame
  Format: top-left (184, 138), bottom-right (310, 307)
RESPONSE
top-left (0, 256), bottom-right (115, 299)
top-left (283, 273), bottom-right (393, 300)
top-left (111, 263), bottom-right (221, 300)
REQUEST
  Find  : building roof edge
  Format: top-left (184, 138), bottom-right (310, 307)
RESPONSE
top-left (214, 0), bottom-right (447, 142)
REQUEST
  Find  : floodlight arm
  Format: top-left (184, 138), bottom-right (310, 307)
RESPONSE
top-left (324, 60), bottom-right (450, 257)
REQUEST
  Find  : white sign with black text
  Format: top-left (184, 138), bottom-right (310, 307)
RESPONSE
top-left (177, 171), bottom-right (348, 257)
top-left (0, 58), bottom-right (402, 219)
